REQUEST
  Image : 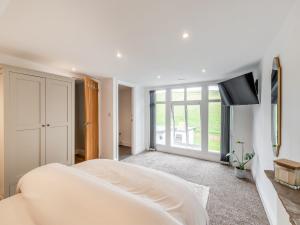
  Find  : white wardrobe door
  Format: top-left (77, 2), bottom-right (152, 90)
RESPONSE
top-left (45, 79), bottom-right (72, 165)
top-left (9, 72), bottom-right (45, 194)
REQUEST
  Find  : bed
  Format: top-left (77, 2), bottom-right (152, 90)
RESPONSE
top-left (0, 159), bottom-right (209, 225)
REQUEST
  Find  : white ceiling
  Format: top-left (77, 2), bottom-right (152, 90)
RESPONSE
top-left (0, 0), bottom-right (295, 86)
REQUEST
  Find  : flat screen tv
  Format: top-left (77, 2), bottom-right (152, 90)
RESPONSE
top-left (218, 72), bottom-right (259, 106)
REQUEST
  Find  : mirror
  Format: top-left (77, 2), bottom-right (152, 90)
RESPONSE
top-left (271, 57), bottom-right (281, 156)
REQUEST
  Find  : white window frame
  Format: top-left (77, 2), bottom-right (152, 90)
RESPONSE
top-left (208, 87), bottom-right (222, 153)
top-left (149, 81), bottom-right (222, 161)
top-left (169, 91), bottom-right (203, 149)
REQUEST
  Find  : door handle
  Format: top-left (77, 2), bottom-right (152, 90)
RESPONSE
top-left (84, 122), bottom-right (91, 126)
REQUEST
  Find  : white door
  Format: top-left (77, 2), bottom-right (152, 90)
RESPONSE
top-left (45, 79), bottom-right (72, 165)
top-left (9, 72), bottom-right (46, 195)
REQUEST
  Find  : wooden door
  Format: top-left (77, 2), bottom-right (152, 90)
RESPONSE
top-left (84, 77), bottom-right (99, 160)
top-left (9, 72), bottom-right (46, 195)
top-left (45, 78), bottom-right (72, 165)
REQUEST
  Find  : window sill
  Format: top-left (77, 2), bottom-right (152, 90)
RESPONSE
top-left (208, 150), bottom-right (221, 155)
top-left (159, 144), bottom-right (221, 154)
top-left (171, 144), bottom-right (201, 151)
top-left (156, 144), bottom-right (221, 162)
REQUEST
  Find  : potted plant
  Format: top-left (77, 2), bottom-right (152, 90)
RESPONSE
top-left (226, 141), bottom-right (255, 179)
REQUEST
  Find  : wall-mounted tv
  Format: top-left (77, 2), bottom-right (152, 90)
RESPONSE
top-left (218, 72), bottom-right (259, 106)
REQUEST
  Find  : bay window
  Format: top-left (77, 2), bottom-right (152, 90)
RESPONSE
top-left (154, 84), bottom-right (221, 154)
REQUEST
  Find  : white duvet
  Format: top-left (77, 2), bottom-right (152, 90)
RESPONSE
top-left (0, 159), bottom-right (208, 225)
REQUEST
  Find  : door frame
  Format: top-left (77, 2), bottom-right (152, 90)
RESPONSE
top-left (116, 81), bottom-right (135, 161)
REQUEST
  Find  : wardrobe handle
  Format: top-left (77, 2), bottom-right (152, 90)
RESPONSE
top-left (41, 124), bottom-right (45, 127)
top-left (47, 124), bottom-right (50, 127)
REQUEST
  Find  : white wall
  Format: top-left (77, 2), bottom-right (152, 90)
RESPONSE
top-left (252, 1), bottom-right (300, 224)
top-left (231, 106), bottom-right (254, 168)
top-left (131, 86), bottom-right (146, 155)
top-left (102, 80), bottom-right (145, 159)
top-left (0, 74), bottom-right (4, 199)
top-left (101, 77), bottom-right (117, 159)
top-left (118, 87), bottom-right (132, 147)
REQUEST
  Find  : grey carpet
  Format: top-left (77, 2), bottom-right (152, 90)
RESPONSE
top-left (122, 151), bottom-right (269, 225)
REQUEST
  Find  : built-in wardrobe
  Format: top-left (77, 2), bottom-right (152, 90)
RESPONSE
top-left (0, 65), bottom-right (75, 198)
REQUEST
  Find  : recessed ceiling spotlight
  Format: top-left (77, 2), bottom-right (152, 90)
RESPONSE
top-left (116, 52), bottom-right (123, 58)
top-left (157, 75), bottom-right (161, 79)
top-left (182, 32), bottom-right (190, 39)
top-left (71, 67), bottom-right (76, 72)
top-left (202, 68), bottom-right (206, 73)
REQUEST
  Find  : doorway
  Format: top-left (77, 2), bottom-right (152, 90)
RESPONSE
top-left (118, 85), bottom-right (133, 160)
top-left (75, 77), bottom-right (99, 164)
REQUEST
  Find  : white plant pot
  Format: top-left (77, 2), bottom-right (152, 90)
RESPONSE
top-left (234, 167), bottom-right (246, 179)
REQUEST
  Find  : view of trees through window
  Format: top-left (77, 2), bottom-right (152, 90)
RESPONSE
top-left (155, 85), bottom-right (221, 153)
top-left (187, 105), bottom-right (201, 146)
top-left (208, 86), bottom-right (221, 152)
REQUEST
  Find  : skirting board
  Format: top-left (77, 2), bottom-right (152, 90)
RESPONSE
top-left (255, 178), bottom-right (275, 225)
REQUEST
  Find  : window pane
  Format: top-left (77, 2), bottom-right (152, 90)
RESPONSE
top-left (187, 105), bottom-right (201, 146)
top-left (156, 103), bottom-right (166, 145)
top-left (209, 86), bottom-right (221, 100)
top-left (187, 87), bottom-right (202, 101)
top-left (156, 90), bottom-right (166, 102)
top-left (171, 89), bottom-right (184, 101)
top-left (171, 105), bottom-right (186, 145)
top-left (208, 102), bottom-right (221, 152)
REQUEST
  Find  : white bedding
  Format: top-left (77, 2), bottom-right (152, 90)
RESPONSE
top-left (74, 159), bottom-right (209, 224)
top-left (0, 159), bottom-right (209, 225)
top-left (0, 194), bottom-right (35, 225)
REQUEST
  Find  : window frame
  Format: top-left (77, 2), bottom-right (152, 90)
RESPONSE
top-left (208, 85), bottom-right (222, 152)
top-left (169, 89), bottom-right (203, 149)
top-left (150, 81), bottom-right (221, 158)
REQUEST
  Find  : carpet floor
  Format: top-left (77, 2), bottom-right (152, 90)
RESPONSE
top-left (122, 151), bottom-right (269, 225)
